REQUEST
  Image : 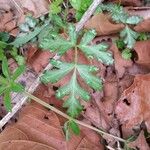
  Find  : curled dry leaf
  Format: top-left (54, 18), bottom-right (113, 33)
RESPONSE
top-left (134, 19), bottom-right (150, 32)
top-left (84, 13), bottom-right (125, 36)
top-left (128, 131), bottom-right (150, 150)
top-left (110, 44), bottom-right (133, 78)
top-left (134, 40), bottom-right (150, 68)
top-left (115, 74), bottom-right (150, 138)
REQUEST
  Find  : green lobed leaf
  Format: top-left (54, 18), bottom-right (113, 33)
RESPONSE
top-left (79, 43), bottom-right (114, 65)
top-left (41, 60), bottom-right (74, 84)
top-left (78, 30), bottom-right (113, 65)
top-left (100, 3), bottom-right (142, 25)
top-left (68, 24), bottom-right (77, 45)
top-left (77, 64), bottom-right (102, 90)
top-left (125, 16), bottom-right (142, 25)
top-left (80, 29), bottom-right (96, 45)
top-left (120, 26), bottom-right (139, 49)
top-left (4, 90), bottom-right (12, 112)
top-left (69, 120), bottom-right (80, 135)
top-left (56, 69), bottom-right (90, 101)
top-left (100, 3), bottom-right (128, 23)
top-left (63, 94), bottom-right (83, 118)
top-left (57, 72), bottom-right (87, 117)
top-left (40, 25), bottom-right (76, 55)
top-left (40, 35), bottom-right (74, 55)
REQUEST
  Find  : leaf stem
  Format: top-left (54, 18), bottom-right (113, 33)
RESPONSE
top-left (24, 91), bottom-right (126, 143)
top-left (74, 46), bottom-right (78, 64)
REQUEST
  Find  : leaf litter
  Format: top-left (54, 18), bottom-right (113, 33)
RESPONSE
top-left (0, 0), bottom-right (150, 149)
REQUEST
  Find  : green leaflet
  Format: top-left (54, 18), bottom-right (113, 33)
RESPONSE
top-left (80, 29), bottom-right (96, 45)
top-left (41, 59), bottom-right (74, 83)
top-left (100, 3), bottom-right (142, 24)
top-left (40, 35), bottom-right (74, 55)
top-left (70, 0), bottom-right (92, 20)
top-left (4, 90), bottom-right (12, 112)
top-left (60, 72), bottom-right (85, 117)
top-left (126, 16), bottom-right (142, 25)
top-left (77, 64), bottom-right (102, 90)
top-left (100, 3), bottom-right (128, 23)
top-left (56, 68), bottom-right (90, 101)
top-left (120, 26), bottom-right (139, 49)
top-left (40, 24), bottom-right (76, 55)
top-left (0, 41), bottom-right (7, 60)
top-left (55, 69), bottom-right (90, 117)
top-left (11, 24), bottom-right (48, 47)
top-left (69, 120), bottom-right (80, 135)
top-left (64, 120), bottom-right (80, 140)
top-left (0, 32), bottom-right (10, 42)
top-left (79, 30), bottom-right (114, 65)
top-left (2, 57), bottom-right (10, 79)
top-left (50, 0), bottom-right (63, 14)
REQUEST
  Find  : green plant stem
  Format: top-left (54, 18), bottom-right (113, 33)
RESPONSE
top-left (24, 91), bottom-right (126, 143)
top-left (74, 46), bottom-right (78, 64)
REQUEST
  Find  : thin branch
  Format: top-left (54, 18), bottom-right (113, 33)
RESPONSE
top-left (76, 0), bottom-right (103, 32)
top-left (24, 91), bottom-right (126, 143)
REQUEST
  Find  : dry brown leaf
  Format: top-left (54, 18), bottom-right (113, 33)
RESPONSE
top-left (28, 50), bottom-right (53, 73)
top-left (0, 140), bottom-right (56, 150)
top-left (0, 11), bottom-right (14, 32)
top-left (15, 115), bottom-right (67, 149)
top-left (110, 44), bottom-right (133, 78)
top-left (128, 131), bottom-right (150, 150)
top-left (119, 0), bottom-right (142, 6)
top-left (84, 13), bottom-right (125, 36)
top-left (115, 74), bottom-right (150, 137)
top-left (14, 0), bottom-right (50, 17)
top-left (0, 126), bottom-right (28, 143)
top-left (134, 19), bottom-right (150, 32)
top-left (0, 95), bottom-right (104, 150)
top-left (107, 0), bottom-right (142, 6)
top-left (134, 40), bottom-right (150, 68)
top-left (127, 7), bottom-right (150, 20)
top-left (19, 105), bottom-right (61, 128)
